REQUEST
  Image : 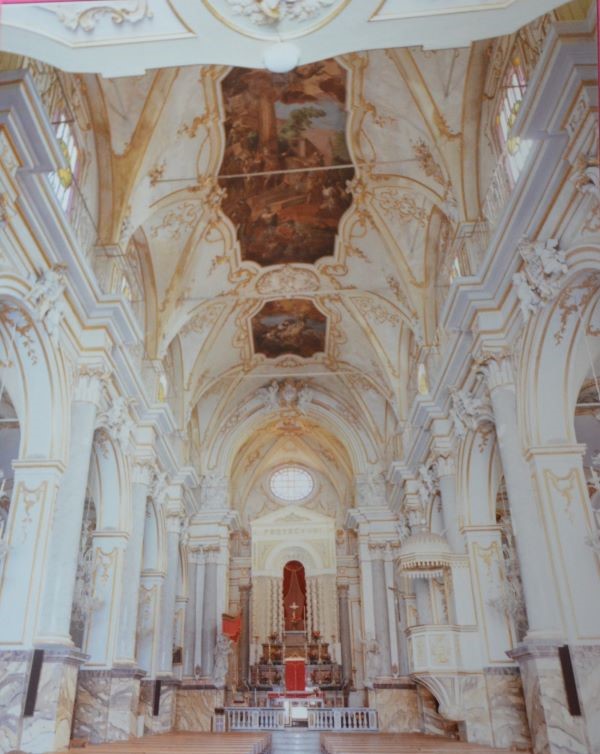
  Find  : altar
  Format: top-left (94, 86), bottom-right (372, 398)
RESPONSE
top-left (266, 689), bottom-right (324, 727)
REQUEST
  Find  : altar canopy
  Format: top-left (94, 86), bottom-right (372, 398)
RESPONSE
top-left (283, 561), bottom-right (306, 631)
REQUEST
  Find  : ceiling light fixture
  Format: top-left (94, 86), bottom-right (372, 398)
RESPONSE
top-left (263, 42), bottom-right (300, 73)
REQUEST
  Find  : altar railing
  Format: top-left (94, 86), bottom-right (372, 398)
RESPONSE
top-left (226, 708), bottom-right (286, 730)
top-left (307, 708), bottom-right (378, 731)
top-left (225, 707), bottom-right (378, 731)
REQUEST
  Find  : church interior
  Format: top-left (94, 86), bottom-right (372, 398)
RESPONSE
top-left (0, 1), bottom-right (598, 753)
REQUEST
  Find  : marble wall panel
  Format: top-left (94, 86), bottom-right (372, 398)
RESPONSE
top-left (73, 670), bottom-right (141, 743)
top-left (0, 650), bottom-right (29, 752)
top-left (370, 688), bottom-right (421, 733)
top-left (20, 652), bottom-right (80, 753)
top-left (451, 674), bottom-right (492, 747)
top-left (139, 680), bottom-right (176, 735)
top-left (175, 689), bottom-right (225, 731)
top-left (484, 668), bottom-right (531, 750)
top-left (73, 671), bottom-right (112, 742)
top-left (571, 644), bottom-right (600, 754)
top-left (106, 675), bottom-right (140, 741)
top-left (518, 649), bottom-right (588, 754)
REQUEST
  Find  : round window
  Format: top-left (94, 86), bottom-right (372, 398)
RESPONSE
top-left (269, 465), bottom-right (314, 503)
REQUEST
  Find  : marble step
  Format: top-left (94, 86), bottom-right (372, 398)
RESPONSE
top-left (271, 730), bottom-right (321, 754)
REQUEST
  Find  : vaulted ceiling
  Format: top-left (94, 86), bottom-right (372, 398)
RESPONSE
top-left (77, 39), bottom-right (497, 483)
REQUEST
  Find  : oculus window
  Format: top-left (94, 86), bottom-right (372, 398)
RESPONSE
top-left (270, 466), bottom-right (314, 503)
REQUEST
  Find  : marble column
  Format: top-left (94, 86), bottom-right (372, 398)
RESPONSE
top-left (38, 368), bottom-right (105, 644)
top-left (371, 554), bottom-right (392, 677)
top-left (238, 585), bottom-right (251, 688)
top-left (157, 513), bottom-right (182, 676)
top-left (194, 550), bottom-right (206, 676)
top-left (480, 354), bottom-right (560, 637)
top-left (200, 551), bottom-right (217, 678)
top-left (183, 549), bottom-right (197, 678)
top-left (338, 584), bottom-right (353, 685)
top-left (114, 459), bottom-right (154, 665)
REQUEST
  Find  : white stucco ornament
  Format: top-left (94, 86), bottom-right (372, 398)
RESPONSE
top-left (513, 237), bottom-right (568, 321)
top-left (204, 0), bottom-right (347, 41)
top-left (227, 0), bottom-right (335, 25)
top-left (27, 264), bottom-right (67, 343)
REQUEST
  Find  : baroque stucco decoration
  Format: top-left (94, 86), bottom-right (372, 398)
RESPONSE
top-left (205, 0), bottom-right (348, 39)
top-left (512, 237), bottom-right (568, 321)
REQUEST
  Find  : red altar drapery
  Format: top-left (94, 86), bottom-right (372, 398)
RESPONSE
top-left (222, 613), bottom-right (241, 643)
top-left (285, 658), bottom-right (306, 692)
top-left (283, 560), bottom-right (306, 631)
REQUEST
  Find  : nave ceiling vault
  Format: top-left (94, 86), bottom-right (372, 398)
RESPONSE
top-left (77, 38), bottom-right (495, 486)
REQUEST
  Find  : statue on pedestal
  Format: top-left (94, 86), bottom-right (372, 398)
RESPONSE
top-left (214, 633), bottom-right (233, 688)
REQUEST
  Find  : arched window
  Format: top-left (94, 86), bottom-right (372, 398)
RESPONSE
top-left (48, 111), bottom-right (82, 212)
top-left (495, 55), bottom-right (531, 183)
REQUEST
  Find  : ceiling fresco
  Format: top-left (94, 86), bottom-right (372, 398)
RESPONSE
top-left (251, 299), bottom-right (327, 359)
top-left (219, 59), bottom-right (354, 267)
top-left (84, 21), bottom-right (557, 480)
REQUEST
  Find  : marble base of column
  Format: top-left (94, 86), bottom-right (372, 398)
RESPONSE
top-left (139, 679), bottom-right (178, 735)
top-left (174, 687), bottom-right (225, 731)
top-left (483, 666), bottom-right (531, 750)
top-left (72, 666), bottom-right (146, 743)
top-left (508, 642), bottom-right (589, 754)
top-left (17, 646), bottom-right (88, 753)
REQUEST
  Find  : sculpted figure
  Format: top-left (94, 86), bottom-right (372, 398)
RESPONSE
top-left (213, 633), bottom-right (233, 688)
top-left (512, 271), bottom-right (540, 321)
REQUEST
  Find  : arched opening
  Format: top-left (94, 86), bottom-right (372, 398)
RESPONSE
top-left (283, 560), bottom-right (307, 633)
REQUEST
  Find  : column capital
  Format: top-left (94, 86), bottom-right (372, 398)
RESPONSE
top-left (132, 457), bottom-right (156, 486)
top-left (435, 453), bottom-right (456, 477)
top-left (165, 511), bottom-right (184, 535)
top-left (475, 349), bottom-right (515, 391)
top-left (73, 362), bottom-right (111, 406)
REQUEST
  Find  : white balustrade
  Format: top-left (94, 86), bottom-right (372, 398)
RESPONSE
top-left (226, 708), bottom-right (285, 730)
top-left (308, 708), bottom-right (378, 731)
top-left (225, 706), bottom-right (378, 731)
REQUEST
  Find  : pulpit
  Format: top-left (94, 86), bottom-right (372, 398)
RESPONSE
top-left (284, 657), bottom-right (306, 692)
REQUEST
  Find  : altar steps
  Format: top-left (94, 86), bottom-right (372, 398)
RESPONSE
top-left (271, 730), bottom-right (320, 754)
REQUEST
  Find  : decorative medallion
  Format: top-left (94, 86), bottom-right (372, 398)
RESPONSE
top-left (204, 0), bottom-right (348, 39)
top-left (251, 299), bottom-right (326, 358)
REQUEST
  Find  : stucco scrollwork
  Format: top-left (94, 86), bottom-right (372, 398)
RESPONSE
top-left (42, 0), bottom-right (152, 33)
